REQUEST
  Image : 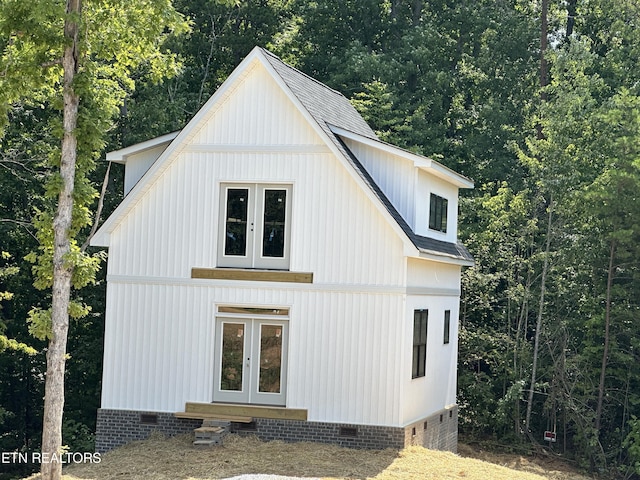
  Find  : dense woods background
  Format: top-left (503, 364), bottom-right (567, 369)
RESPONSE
top-left (1, 0), bottom-right (639, 478)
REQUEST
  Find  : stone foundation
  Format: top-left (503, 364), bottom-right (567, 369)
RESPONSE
top-left (95, 405), bottom-right (457, 453)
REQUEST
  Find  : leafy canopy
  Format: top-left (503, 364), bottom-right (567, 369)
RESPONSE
top-left (0, 0), bottom-right (190, 339)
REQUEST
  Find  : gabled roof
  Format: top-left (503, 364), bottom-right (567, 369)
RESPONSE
top-left (91, 47), bottom-right (473, 265)
top-left (258, 48), bottom-right (473, 264)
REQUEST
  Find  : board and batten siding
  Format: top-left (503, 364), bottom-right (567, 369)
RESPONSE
top-left (341, 138), bottom-right (416, 232)
top-left (400, 258), bottom-right (461, 424)
top-left (101, 281), bottom-right (406, 426)
top-left (402, 294), bottom-right (459, 425)
top-left (101, 59), bottom-right (412, 426)
top-left (189, 61), bottom-right (324, 147)
top-left (122, 143), bottom-right (172, 196)
top-left (106, 58), bottom-right (406, 286)
top-left (107, 148), bottom-right (405, 286)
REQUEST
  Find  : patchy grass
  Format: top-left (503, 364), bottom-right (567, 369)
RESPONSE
top-left (24, 433), bottom-right (593, 480)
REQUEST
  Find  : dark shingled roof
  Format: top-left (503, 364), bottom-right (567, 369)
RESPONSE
top-left (262, 48), bottom-right (474, 264)
top-left (261, 49), bottom-right (377, 140)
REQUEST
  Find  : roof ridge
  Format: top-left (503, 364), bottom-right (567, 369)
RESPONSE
top-left (258, 47), bottom-right (346, 99)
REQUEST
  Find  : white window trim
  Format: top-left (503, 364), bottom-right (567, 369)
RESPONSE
top-left (217, 182), bottom-right (292, 270)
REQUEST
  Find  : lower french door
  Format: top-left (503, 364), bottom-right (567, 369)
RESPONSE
top-left (213, 317), bottom-right (288, 406)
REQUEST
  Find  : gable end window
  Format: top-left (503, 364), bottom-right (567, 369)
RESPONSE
top-left (412, 309), bottom-right (428, 379)
top-left (443, 310), bottom-right (451, 345)
top-left (218, 183), bottom-right (291, 270)
top-left (429, 193), bottom-right (448, 233)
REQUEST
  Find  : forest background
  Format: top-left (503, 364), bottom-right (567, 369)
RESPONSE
top-left (0, 0), bottom-right (639, 478)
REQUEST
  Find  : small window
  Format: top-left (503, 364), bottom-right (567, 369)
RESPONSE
top-left (412, 309), bottom-right (428, 379)
top-left (443, 310), bottom-right (451, 345)
top-left (429, 193), bottom-right (448, 233)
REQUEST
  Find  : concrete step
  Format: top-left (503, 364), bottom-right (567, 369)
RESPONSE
top-left (192, 419), bottom-right (230, 447)
top-left (195, 426), bottom-right (225, 434)
top-left (202, 419), bottom-right (232, 428)
top-left (193, 438), bottom-right (224, 447)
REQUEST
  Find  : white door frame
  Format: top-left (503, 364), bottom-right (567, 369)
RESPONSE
top-left (213, 308), bottom-right (289, 406)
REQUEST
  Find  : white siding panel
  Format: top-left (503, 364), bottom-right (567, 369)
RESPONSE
top-left (191, 65), bottom-right (322, 147)
top-left (107, 148), bottom-right (405, 287)
top-left (401, 295), bottom-right (460, 425)
top-left (101, 280), bottom-right (405, 425)
top-left (407, 258), bottom-right (461, 291)
top-left (123, 144), bottom-right (168, 195)
top-left (342, 138), bottom-right (416, 229)
top-left (286, 291), bottom-right (404, 425)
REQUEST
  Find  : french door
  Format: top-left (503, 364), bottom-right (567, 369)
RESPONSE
top-left (217, 183), bottom-right (291, 270)
top-left (213, 316), bottom-right (289, 406)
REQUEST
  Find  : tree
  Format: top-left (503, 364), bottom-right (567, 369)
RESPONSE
top-left (0, 2), bottom-right (189, 479)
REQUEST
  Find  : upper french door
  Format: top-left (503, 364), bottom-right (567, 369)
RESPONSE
top-left (218, 183), bottom-right (291, 270)
top-left (213, 312), bottom-right (289, 406)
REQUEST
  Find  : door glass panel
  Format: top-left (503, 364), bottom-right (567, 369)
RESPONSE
top-left (262, 189), bottom-right (286, 258)
top-left (225, 188), bottom-right (249, 256)
top-left (258, 324), bottom-right (283, 393)
top-left (220, 323), bottom-right (244, 391)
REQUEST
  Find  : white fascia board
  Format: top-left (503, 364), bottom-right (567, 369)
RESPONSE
top-left (105, 131), bottom-right (180, 163)
top-left (90, 48), bottom-right (267, 247)
top-left (418, 250), bottom-right (475, 267)
top-left (329, 125), bottom-right (474, 189)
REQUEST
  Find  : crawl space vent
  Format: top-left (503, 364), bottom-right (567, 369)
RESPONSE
top-left (339, 426), bottom-right (358, 437)
top-left (140, 413), bottom-right (158, 425)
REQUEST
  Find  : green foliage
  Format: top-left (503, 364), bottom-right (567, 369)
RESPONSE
top-left (0, 0), bottom-right (638, 474)
top-left (624, 416), bottom-right (640, 475)
top-left (351, 80), bottom-right (403, 142)
top-left (0, 252), bottom-right (36, 354)
top-left (62, 418), bottom-right (95, 452)
top-left (0, 0), bottom-right (190, 342)
top-left (458, 326), bottom-right (517, 435)
top-left (26, 307), bottom-right (52, 341)
top-left (520, 38), bottom-right (607, 198)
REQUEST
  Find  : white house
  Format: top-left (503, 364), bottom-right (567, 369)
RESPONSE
top-left (91, 47), bottom-right (474, 452)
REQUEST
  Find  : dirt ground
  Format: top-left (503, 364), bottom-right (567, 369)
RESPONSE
top-left (22, 433), bottom-right (596, 480)
top-left (458, 442), bottom-right (594, 480)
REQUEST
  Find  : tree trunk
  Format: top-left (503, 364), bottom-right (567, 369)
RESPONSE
top-left (525, 202), bottom-right (553, 435)
top-left (411, 0), bottom-right (423, 26)
top-left (565, 0), bottom-right (577, 39)
top-left (540, 0), bottom-right (548, 95)
top-left (595, 239), bottom-right (616, 433)
top-left (513, 274), bottom-right (530, 435)
top-left (40, 1), bottom-right (81, 479)
top-left (537, 0), bottom-right (549, 139)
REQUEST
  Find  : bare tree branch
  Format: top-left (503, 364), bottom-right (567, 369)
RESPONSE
top-left (81, 161), bottom-right (111, 252)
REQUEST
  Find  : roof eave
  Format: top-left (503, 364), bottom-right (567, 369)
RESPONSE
top-left (90, 48), bottom-right (268, 242)
top-left (417, 249), bottom-right (475, 266)
top-left (329, 125), bottom-right (474, 189)
top-left (105, 131), bottom-right (180, 163)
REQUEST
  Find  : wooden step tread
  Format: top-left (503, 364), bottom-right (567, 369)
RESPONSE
top-left (174, 411), bottom-right (253, 423)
